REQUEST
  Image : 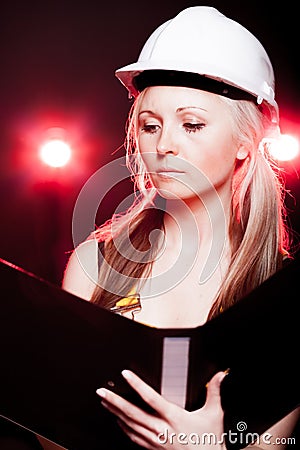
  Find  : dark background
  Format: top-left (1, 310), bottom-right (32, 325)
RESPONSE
top-left (0, 0), bottom-right (299, 285)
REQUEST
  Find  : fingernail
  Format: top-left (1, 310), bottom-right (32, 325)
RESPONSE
top-left (96, 388), bottom-right (106, 398)
top-left (224, 368), bottom-right (230, 375)
top-left (121, 370), bottom-right (131, 380)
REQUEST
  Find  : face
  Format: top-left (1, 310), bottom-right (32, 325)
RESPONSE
top-left (136, 86), bottom-right (247, 202)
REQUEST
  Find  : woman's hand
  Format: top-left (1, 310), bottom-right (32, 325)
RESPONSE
top-left (96, 369), bottom-right (227, 449)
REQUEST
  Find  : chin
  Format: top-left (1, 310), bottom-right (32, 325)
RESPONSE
top-left (151, 175), bottom-right (206, 202)
top-left (155, 186), bottom-right (197, 201)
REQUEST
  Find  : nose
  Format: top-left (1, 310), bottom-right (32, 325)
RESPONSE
top-left (156, 126), bottom-right (178, 155)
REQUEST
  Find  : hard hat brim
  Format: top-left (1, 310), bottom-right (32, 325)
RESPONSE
top-left (115, 64), bottom-right (279, 124)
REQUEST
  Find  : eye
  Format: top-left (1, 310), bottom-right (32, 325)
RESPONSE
top-left (140, 124), bottom-right (160, 134)
top-left (183, 123), bottom-right (205, 133)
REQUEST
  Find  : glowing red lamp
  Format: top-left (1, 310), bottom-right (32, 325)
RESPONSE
top-left (39, 139), bottom-right (71, 168)
top-left (269, 134), bottom-right (299, 162)
top-left (39, 127), bottom-right (72, 168)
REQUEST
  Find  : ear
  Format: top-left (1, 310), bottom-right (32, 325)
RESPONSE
top-left (236, 145), bottom-right (249, 161)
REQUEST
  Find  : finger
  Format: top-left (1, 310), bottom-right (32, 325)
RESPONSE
top-left (204, 371), bottom-right (227, 412)
top-left (100, 395), bottom-right (166, 448)
top-left (122, 370), bottom-right (177, 418)
top-left (117, 419), bottom-right (161, 450)
top-left (97, 387), bottom-right (162, 434)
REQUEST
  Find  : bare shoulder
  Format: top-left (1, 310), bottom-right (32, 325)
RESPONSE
top-left (62, 238), bottom-right (99, 301)
top-left (250, 406), bottom-right (300, 449)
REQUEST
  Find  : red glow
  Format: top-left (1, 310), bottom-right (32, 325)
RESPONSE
top-left (269, 134), bottom-right (299, 162)
top-left (39, 139), bottom-right (72, 167)
top-left (14, 113), bottom-right (94, 185)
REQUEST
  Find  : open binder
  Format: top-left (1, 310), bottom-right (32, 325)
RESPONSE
top-left (0, 256), bottom-right (299, 449)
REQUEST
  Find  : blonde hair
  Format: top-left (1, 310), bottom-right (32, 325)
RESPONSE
top-left (90, 89), bottom-right (291, 317)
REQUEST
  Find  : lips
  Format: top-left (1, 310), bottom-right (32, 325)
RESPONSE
top-left (156, 168), bottom-right (186, 178)
top-left (156, 167), bottom-right (185, 174)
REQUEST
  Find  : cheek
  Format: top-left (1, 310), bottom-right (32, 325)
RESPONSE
top-left (139, 148), bottom-right (156, 174)
top-left (191, 143), bottom-right (237, 185)
top-left (136, 136), bottom-right (153, 169)
top-left (138, 134), bottom-right (157, 154)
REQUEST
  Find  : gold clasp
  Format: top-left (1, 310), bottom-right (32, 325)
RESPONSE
top-left (110, 291), bottom-right (142, 320)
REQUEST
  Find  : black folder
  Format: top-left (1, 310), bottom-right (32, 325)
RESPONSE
top-left (0, 257), bottom-right (299, 450)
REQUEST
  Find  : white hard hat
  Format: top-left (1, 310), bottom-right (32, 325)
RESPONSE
top-left (115, 6), bottom-right (279, 124)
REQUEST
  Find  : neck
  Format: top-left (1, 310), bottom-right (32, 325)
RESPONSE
top-left (162, 189), bottom-right (231, 282)
top-left (164, 186), bottom-right (230, 240)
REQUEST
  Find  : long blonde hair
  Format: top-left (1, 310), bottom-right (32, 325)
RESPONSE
top-left (90, 89), bottom-right (291, 319)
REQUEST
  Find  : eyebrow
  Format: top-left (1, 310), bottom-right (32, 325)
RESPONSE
top-left (138, 110), bottom-right (155, 117)
top-left (176, 106), bottom-right (208, 113)
top-left (138, 106), bottom-right (207, 117)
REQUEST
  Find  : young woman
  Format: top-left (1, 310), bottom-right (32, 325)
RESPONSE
top-left (62, 6), bottom-right (299, 450)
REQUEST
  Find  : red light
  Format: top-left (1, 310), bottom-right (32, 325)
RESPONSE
top-left (39, 139), bottom-right (72, 167)
top-left (269, 134), bottom-right (299, 162)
